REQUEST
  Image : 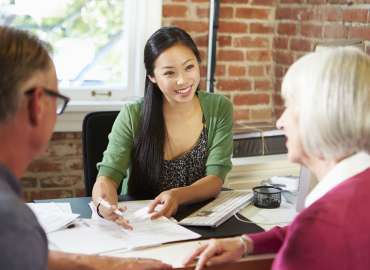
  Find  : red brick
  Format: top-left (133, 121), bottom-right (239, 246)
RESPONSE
top-left (325, 7), bottom-right (343, 21)
top-left (248, 66), bottom-right (265, 77)
top-left (255, 80), bottom-right (273, 91)
top-left (163, 4), bottom-right (188, 17)
top-left (40, 176), bottom-right (78, 188)
top-left (233, 109), bottom-right (250, 122)
top-left (218, 49), bottom-right (244, 61)
top-left (274, 51), bottom-right (294, 65)
top-left (199, 49), bottom-right (207, 62)
top-left (301, 24), bottom-right (322, 38)
top-left (233, 37), bottom-right (270, 48)
top-left (300, 9), bottom-right (315, 21)
top-left (307, 0), bottom-right (326, 3)
top-left (273, 37), bottom-right (288, 50)
top-left (274, 66), bottom-right (285, 79)
top-left (199, 80), bottom-right (206, 91)
top-left (194, 35), bottom-right (209, 47)
top-left (343, 9), bottom-right (368, 23)
top-left (215, 65), bottom-right (226, 76)
top-left (274, 79), bottom-right (282, 93)
top-left (236, 8), bottom-right (271, 20)
top-left (20, 177), bottom-right (38, 188)
top-left (290, 38), bottom-right (312, 52)
top-left (222, 0), bottom-right (252, 3)
top-left (172, 20), bottom-right (209, 33)
top-left (218, 35), bottom-right (232, 46)
top-left (273, 93), bottom-right (284, 107)
top-left (200, 66), bottom-right (207, 77)
top-left (219, 21), bottom-right (248, 33)
top-left (28, 160), bottom-right (63, 173)
top-left (349, 26), bottom-right (370, 40)
top-left (250, 23), bottom-right (274, 34)
top-left (51, 132), bottom-right (81, 141)
top-left (274, 108), bottom-right (284, 119)
top-left (277, 23), bottom-right (297, 36)
top-left (75, 189), bottom-right (86, 197)
top-left (228, 65), bottom-right (246, 76)
top-left (234, 93), bottom-right (270, 105)
top-left (196, 7), bottom-right (208, 18)
top-left (276, 7), bottom-right (301, 20)
top-left (323, 25), bottom-right (346, 39)
top-left (251, 0), bottom-right (276, 5)
top-left (246, 50), bottom-right (272, 62)
top-left (220, 7), bottom-right (234, 18)
top-left (217, 79), bottom-right (252, 91)
top-left (250, 109), bottom-right (273, 121)
top-left (30, 190), bottom-right (74, 200)
top-left (280, 0), bottom-right (304, 3)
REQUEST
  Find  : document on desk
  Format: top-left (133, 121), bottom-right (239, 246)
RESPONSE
top-left (239, 200), bottom-right (298, 231)
top-left (27, 202), bottom-right (79, 233)
top-left (47, 200), bottom-right (200, 255)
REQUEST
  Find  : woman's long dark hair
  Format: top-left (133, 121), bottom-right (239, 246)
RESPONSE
top-left (128, 26), bottom-right (201, 198)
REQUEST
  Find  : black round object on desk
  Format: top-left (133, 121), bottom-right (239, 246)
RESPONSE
top-left (253, 185), bottom-right (282, 208)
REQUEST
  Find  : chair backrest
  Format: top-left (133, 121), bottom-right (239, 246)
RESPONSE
top-left (82, 111), bottom-right (119, 196)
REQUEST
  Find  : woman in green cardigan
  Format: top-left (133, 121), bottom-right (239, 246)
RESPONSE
top-left (92, 26), bottom-right (233, 229)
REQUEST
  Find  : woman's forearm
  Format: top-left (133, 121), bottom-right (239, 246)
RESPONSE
top-left (91, 176), bottom-right (120, 206)
top-left (172, 175), bottom-right (223, 205)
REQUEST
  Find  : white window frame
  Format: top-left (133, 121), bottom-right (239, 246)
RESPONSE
top-left (55, 0), bottom-right (162, 132)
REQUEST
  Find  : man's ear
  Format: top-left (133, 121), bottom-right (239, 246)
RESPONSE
top-left (27, 88), bottom-right (44, 126)
top-left (148, 75), bottom-right (156, 84)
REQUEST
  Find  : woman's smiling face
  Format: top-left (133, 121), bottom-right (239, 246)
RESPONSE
top-left (149, 43), bottom-right (200, 105)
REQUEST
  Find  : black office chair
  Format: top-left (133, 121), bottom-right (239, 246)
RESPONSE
top-left (82, 111), bottom-right (120, 196)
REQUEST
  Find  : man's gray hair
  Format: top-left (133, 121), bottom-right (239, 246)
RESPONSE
top-left (281, 47), bottom-right (370, 159)
top-left (0, 26), bottom-right (52, 122)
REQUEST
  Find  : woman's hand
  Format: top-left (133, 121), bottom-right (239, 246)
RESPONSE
top-left (183, 237), bottom-right (248, 270)
top-left (147, 189), bottom-right (180, 219)
top-left (97, 200), bottom-right (133, 230)
top-left (92, 177), bottom-right (132, 229)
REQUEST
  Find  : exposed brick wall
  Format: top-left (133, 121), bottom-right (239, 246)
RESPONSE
top-left (273, 1), bottom-right (370, 117)
top-left (22, 0), bottom-right (370, 201)
top-left (163, 0), bottom-right (276, 123)
top-left (22, 133), bottom-right (85, 201)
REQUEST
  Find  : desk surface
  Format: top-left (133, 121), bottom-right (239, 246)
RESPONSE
top-left (36, 196), bottom-right (264, 240)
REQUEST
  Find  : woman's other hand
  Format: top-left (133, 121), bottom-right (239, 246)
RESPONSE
top-left (147, 189), bottom-right (180, 219)
top-left (183, 237), bottom-right (249, 270)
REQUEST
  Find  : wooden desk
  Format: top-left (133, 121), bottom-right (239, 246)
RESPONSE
top-left (107, 239), bottom-right (274, 269)
top-left (178, 256), bottom-right (274, 270)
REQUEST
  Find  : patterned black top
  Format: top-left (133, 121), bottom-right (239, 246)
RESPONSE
top-left (155, 126), bottom-right (208, 193)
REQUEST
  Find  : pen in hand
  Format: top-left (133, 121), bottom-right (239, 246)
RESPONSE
top-left (98, 197), bottom-right (125, 217)
top-left (97, 197), bottom-right (133, 230)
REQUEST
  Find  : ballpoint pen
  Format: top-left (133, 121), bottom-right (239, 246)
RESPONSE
top-left (97, 197), bottom-right (125, 217)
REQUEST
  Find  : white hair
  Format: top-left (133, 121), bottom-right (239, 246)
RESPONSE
top-left (281, 47), bottom-right (370, 160)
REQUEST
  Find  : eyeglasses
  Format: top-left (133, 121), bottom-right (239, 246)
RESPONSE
top-left (24, 87), bottom-right (70, 115)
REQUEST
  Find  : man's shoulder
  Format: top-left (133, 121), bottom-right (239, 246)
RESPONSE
top-left (0, 194), bottom-right (48, 270)
top-left (0, 193), bottom-right (39, 229)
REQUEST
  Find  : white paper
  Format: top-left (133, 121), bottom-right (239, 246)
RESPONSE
top-left (47, 201), bottom-right (200, 255)
top-left (239, 200), bottom-right (298, 231)
top-left (27, 202), bottom-right (79, 233)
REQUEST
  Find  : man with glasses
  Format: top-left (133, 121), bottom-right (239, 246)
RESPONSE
top-left (0, 26), bottom-right (171, 270)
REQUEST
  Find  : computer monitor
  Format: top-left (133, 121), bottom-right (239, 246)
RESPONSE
top-left (295, 166), bottom-right (315, 211)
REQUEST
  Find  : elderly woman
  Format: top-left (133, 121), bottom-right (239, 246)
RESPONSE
top-left (184, 47), bottom-right (370, 270)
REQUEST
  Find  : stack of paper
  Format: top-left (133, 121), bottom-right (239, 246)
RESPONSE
top-left (47, 200), bottom-right (200, 255)
top-left (27, 202), bottom-right (79, 233)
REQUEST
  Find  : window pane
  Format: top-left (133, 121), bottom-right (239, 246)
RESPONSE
top-left (0, 0), bottom-right (126, 90)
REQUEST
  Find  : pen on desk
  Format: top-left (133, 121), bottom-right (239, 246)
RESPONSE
top-left (97, 197), bottom-right (125, 217)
